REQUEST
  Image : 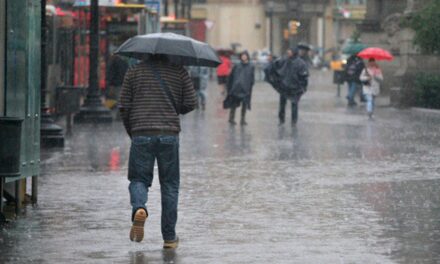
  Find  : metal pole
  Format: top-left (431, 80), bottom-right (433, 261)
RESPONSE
top-left (174, 0), bottom-right (179, 18)
top-left (187, 0), bottom-right (192, 19)
top-left (74, 0), bottom-right (112, 123)
top-left (31, 176), bottom-right (38, 204)
top-left (40, 0), bottom-right (65, 147)
top-left (0, 178), bottom-right (4, 215)
top-left (89, 0), bottom-right (99, 100)
top-left (41, 0), bottom-right (47, 109)
top-left (164, 0), bottom-right (168, 16)
top-left (267, 1), bottom-right (274, 55)
top-left (52, 15), bottom-right (57, 65)
top-left (269, 10), bottom-right (273, 55)
top-left (181, 0), bottom-right (185, 19)
top-left (15, 180), bottom-right (20, 216)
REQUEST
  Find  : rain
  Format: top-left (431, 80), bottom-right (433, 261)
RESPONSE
top-left (1, 0), bottom-right (440, 263)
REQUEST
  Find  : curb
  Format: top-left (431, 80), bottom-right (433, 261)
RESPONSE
top-left (411, 107), bottom-right (440, 115)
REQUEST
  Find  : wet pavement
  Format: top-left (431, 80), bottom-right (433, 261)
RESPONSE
top-left (1, 70), bottom-right (440, 263)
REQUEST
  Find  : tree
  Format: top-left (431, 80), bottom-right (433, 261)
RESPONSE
top-left (410, 0), bottom-right (440, 54)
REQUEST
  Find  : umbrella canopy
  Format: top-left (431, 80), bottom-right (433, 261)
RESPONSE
top-left (115, 33), bottom-right (221, 67)
top-left (342, 42), bottom-right (367, 55)
top-left (358, 47), bottom-right (394, 61)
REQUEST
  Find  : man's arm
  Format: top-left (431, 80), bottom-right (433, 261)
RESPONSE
top-left (226, 66), bottom-right (236, 93)
top-left (179, 68), bottom-right (197, 115)
top-left (297, 60), bottom-right (309, 91)
top-left (119, 69), bottom-right (133, 137)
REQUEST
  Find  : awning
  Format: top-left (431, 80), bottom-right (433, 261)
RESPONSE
top-left (74, 0), bottom-right (146, 9)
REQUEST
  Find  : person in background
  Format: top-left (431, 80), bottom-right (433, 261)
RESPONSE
top-left (216, 52), bottom-right (232, 95)
top-left (297, 43), bottom-right (312, 67)
top-left (277, 47), bottom-right (309, 126)
top-left (189, 66), bottom-right (209, 110)
top-left (263, 53), bottom-right (275, 80)
top-left (106, 54), bottom-right (128, 109)
top-left (360, 58), bottom-right (383, 119)
top-left (223, 51), bottom-right (255, 126)
top-left (344, 54), bottom-right (365, 106)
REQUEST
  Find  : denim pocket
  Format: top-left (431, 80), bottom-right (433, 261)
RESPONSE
top-left (159, 136), bottom-right (178, 145)
top-left (132, 136), bottom-right (153, 145)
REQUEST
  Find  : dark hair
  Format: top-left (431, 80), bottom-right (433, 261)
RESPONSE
top-left (240, 51), bottom-right (250, 61)
top-left (368, 58), bottom-right (376, 62)
top-left (287, 47), bottom-right (298, 55)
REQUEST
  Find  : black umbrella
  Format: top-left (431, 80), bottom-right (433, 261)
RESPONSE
top-left (115, 33), bottom-right (221, 67)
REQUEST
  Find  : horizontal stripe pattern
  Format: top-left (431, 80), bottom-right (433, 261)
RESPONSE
top-left (119, 61), bottom-right (197, 135)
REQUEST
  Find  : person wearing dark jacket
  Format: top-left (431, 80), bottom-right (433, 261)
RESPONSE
top-left (344, 54), bottom-right (365, 106)
top-left (119, 55), bottom-right (197, 249)
top-left (276, 48), bottom-right (309, 125)
top-left (223, 51), bottom-right (255, 126)
top-left (106, 54), bottom-right (128, 109)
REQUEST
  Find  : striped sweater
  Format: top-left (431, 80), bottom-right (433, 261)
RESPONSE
top-left (119, 61), bottom-right (197, 136)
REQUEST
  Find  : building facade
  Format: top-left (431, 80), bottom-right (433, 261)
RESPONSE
top-left (191, 0), bottom-right (268, 53)
top-left (261, 0), bottom-right (366, 58)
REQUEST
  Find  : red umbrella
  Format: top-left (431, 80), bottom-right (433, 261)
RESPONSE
top-left (358, 47), bottom-right (394, 61)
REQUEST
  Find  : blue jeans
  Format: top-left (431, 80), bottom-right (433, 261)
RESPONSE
top-left (347, 81), bottom-right (359, 104)
top-left (128, 135), bottom-right (180, 241)
top-left (197, 89), bottom-right (206, 106)
top-left (366, 94), bottom-right (375, 113)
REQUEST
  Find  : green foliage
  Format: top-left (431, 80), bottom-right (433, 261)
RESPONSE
top-left (410, 0), bottom-right (440, 54)
top-left (414, 73), bottom-right (440, 109)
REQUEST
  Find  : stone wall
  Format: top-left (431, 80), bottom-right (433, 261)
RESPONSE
top-left (360, 0), bottom-right (440, 106)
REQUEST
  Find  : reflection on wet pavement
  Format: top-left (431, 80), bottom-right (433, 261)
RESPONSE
top-left (1, 70), bottom-right (439, 263)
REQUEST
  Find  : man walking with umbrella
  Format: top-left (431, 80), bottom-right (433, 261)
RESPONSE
top-left (117, 33), bottom-right (220, 249)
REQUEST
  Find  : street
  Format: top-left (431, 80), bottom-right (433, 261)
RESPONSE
top-left (1, 70), bottom-right (440, 263)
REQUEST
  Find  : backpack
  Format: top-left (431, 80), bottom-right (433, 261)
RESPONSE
top-left (345, 58), bottom-right (364, 82)
top-left (346, 61), bottom-right (358, 78)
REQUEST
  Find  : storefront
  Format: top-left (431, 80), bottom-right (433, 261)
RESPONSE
top-left (0, 0), bottom-right (41, 218)
top-left (72, 2), bottom-right (159, 90)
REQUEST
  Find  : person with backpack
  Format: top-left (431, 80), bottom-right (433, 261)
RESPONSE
top-left (344, 54), bottom-right (365, 106)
